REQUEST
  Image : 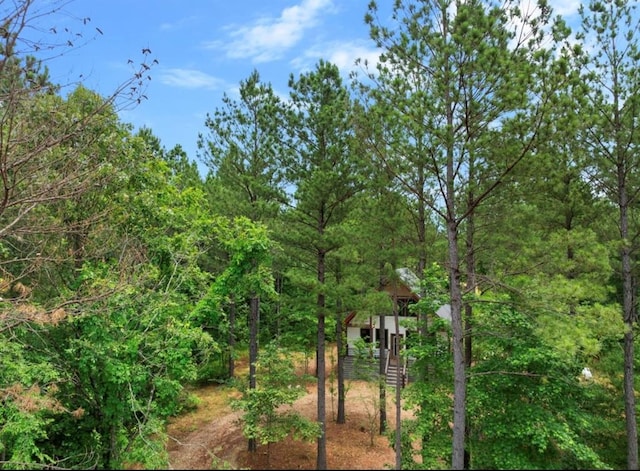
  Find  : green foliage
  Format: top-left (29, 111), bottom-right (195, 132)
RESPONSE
top-left (198, 69), bottom-right (289, 221)
top-left (414, 262), bottom-right (450, 315)
top-left (0, 336), bottom-right (60, 469)
top-left (534, 301), bottom-right (623, 360)
top-left (116, 153), bottom-right (215, 299)
top-left (360, 290), bottom-right (394, 320)
top-left (210, 216), bottom-right (277, 302)
top-left (230, 342), bottom-right (321, 455)
top-left (351, 337), bottom-right (380, 382)
top-left (189, 215), bottom-right (276, 383)
top-left (38, 287), bottom-right (216, 469)
top-left (189, 280), bottom-right (229, 336)
top-left (396, 384), bottom-right (453, 469)
top-left (468, 298), bottom-right (612, 470)
top-left (2, 1), bottom-right (640, 469)
top-left (0, 118), bottom-right (218, 469)
top-left (399, 307), bottom-right (454, 469)
top-left (274, 268), bottom-right (321, 352)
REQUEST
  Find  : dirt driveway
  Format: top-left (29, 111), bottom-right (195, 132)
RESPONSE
top-left (166, 378), bottom-right (414, 470)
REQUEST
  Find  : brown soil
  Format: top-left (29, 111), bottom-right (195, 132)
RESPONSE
top-left (165, 354), bottom-right (415, 470)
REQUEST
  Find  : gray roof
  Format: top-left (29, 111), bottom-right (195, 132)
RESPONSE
top-left (395, 267), bottom-right (421, 295)
top-left (436, 304), bottom-right (451, 321)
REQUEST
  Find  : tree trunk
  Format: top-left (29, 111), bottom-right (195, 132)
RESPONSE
top-left (335, 262), bottom-right (346, 424)
top-left (624, 326), bottom-right (638, 469)
top-left (464, 182), bottom-right (476, 470)
top-left (393, 279), bottom-right (402, 470)
top-left (316, 250), bottom-right (327, 470)
top-left (248, 294), bottom-right (259, 453)
top-left (228, 298), bottom-right (236, 379)
top-left (336, 302), bottom-right (346, 424)
top-left (379, 311), bottom-right (387, 434)
top-left (621, 199), bottom-right (638, 469)
top-left (447, 219), bottom-right (466, 470)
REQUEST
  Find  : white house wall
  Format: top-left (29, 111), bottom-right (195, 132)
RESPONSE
top-left (346, 315), bottom-right (415, 346)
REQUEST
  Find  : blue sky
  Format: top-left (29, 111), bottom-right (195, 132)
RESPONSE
top-left (38, 0), bottom-right (380, 174)
top-left (35, 0), bottom-right (586, 175)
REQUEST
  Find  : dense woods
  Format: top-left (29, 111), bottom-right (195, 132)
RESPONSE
top-left (1, 0), bottom-right (640, 469)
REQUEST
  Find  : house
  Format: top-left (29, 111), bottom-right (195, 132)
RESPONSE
top-left (343, 267), bottom-right (450, 387)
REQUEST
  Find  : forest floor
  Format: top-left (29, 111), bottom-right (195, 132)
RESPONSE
top-left (165, 349), bottom-right (417, 470)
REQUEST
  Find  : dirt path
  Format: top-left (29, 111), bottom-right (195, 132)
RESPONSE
top-left (166, 379), bottom-right (414, 470)
top-left (167, 403), bottom-right (243, 469)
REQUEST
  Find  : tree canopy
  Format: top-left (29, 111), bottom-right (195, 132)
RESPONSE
top-left (1, 1), bottom-right (639, 470)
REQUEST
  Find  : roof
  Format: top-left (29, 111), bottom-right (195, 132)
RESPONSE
top-left (395, 268), bottom-right (421, 295)
top-left (380, 267), bottom-right (421, 300)
top-left (343, 268), bottom-right (452, 326)
top-left (435, 304), bottom-right (451, 321)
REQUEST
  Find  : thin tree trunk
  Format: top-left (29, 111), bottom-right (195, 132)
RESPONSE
top-left (464, 177), bottom-right (475, 470)
top-left (335, 261), bottom-right (346, 424)
top-left (248, 294), bottom-right (259, 453)
top-left (393, 275), bottom-right (402, 470)
top-left (228, 298), bottom-right (236, 379)
top-left (442, 6), bottom-right (466, 462)
top-left (416, 167), bottom-right (428, 339)
top-left (624, 327), bottom-right (638, 470)
top-left (336, 300), bottom-right (346, 424)
top-left (379, 311), bottom-right (387, 434)
top-left (316, 250), bottom-right (327, 470)
top-left (448, 220), bottom-right (466, 470)
top-left (621, 198), bottom-right (638, 469)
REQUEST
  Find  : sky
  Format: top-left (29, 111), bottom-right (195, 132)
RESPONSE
top-left (34, 0), bottom-right (381, 175)
top-left (31, 0), bottom-right (586, 176)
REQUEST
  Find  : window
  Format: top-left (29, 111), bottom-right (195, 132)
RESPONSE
top-left (360, 328), bottom-right (372, 343)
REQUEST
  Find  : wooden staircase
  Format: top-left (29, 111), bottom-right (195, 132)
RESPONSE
top-left (385, 362), bottom-right (405, 388)
top-left (341, 354), bottom-right (408, 388)
top-left (386, 364), bottom-right (404, 387)
top-left (343, 355), bottom-right (356, 379)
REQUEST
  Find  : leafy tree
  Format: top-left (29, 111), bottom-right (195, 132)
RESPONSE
top-left (198, 71), bottom-right (289, 452)
top-left (44, 143), bottom-right (215, 469)
top-left (0, 0), bottom-right (155, 299)
top-left (399, 262), bottom-right (453, 469)
top-left (0, 6), bottom-right (158, 457)
top-left (44, 286), bottom-right (213, 469)
top-left (190, 213), bottom-right (279, 451)
top-left (230, 341), bottom-right (321, 466)
top-left (468, 295), bottom-right (612, 470)
top-left (0, 124), bottom-right (217, 469)
top-left (0, 18), bottom-right (160, 466)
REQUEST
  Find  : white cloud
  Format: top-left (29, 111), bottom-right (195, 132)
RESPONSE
top-left (291, 39), bottom-right (382, 77)
top-left (549, 0), bottom-right (581, 17)
top-left (159, 68), bottom-right (226, 90)
top-left (207, 0), bottom-right (335, 63)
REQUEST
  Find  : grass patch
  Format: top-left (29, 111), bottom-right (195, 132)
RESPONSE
top-left (168, 383), bottom-right (241, 436)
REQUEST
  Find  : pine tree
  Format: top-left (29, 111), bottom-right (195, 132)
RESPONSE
top-left (359, 0), bottom-right (556, 466)
top-left (575, 0), bottom-right (640, 467)
top-left (283, 60), bottom-right (364, 470)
